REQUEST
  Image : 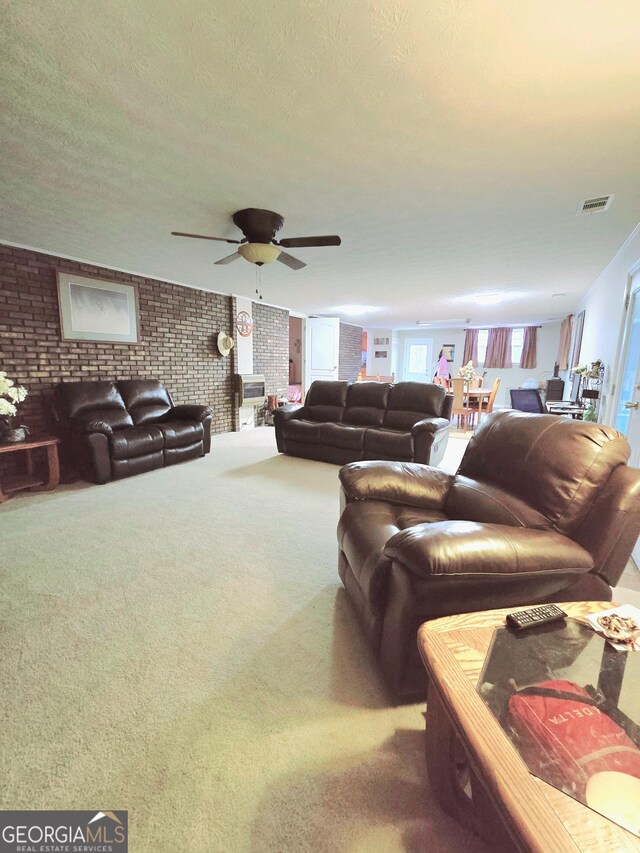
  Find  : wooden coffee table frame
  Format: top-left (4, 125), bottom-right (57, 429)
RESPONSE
top-left (418, 602), bottom-right (640, 853)
top-left (0, 435), bottom-right (60, 503)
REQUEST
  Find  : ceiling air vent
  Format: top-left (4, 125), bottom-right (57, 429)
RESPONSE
top-left (577, 195), bottom-right (614, 216)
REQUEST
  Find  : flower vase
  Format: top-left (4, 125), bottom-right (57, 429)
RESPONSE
top-left (0, 417), bottom-right (29, 444)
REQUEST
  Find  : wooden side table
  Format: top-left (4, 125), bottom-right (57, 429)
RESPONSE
top-left (0, 435), bottom-right (60, 503)
top-left (417, 602), bottom-right (640, 852)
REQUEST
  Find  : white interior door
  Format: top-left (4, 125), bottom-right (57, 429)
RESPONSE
top-left (402, 338), bottom-right (433, 383)
top-left (305, 317), bottom-right (340, 388)
top-left (613, 277), bottom-right (640, 566)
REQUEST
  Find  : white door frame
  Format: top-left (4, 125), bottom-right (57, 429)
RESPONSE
top-left (610, 263), bottom-right (640, 569)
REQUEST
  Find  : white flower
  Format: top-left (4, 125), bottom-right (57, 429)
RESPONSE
top-left (458, 360), bottom-right (477, 382)
top-left (0, 371), bottom-right (27, 413)
top-left (7, 386), bottom-right (26, 402)
top-left (0, 398), bottom-right (17, 416)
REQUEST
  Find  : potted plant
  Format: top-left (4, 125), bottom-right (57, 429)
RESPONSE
top-left (571, 360), bottom-right (604, 422)
top-left (0, 371), bottom-right (29, 443)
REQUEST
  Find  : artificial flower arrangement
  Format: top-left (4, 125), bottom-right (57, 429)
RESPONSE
top-left (570, 359), bottom-right (604, 422)
top-left (0, 370), bottom-right (28, 417)
top-left (458, 361), bottom-right (477, 383)
top-left (0, 371), bottom-right (28, 439)
top-left (570, 359), bottom-right (604, 383)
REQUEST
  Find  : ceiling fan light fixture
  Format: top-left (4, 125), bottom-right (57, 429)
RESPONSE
top-left (238, 242), bottom-right (281, 266)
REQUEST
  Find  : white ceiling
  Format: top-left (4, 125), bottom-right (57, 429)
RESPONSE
top-left (1, 1), bottom-right (639, 329)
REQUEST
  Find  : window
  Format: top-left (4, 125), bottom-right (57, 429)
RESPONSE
top-left (477, 328), bottom-right (525, 366)
top-left (511, 328), bottom-right (525, 365)
top-left (408, 344), bottom-right (429, 373)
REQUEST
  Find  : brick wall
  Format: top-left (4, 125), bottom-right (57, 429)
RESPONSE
top-left (0, 244), bottom-right (235, 473)
top-left (252, 301), bottom-right (289, 426)
top-left (339, 322), bottom-right (364, 383)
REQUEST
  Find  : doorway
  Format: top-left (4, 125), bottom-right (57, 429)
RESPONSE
top-left (288, 316), bottom-right (303, 404)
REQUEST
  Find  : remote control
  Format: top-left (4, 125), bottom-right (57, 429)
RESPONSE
top-left (506, 605), bottom-right (567, 631)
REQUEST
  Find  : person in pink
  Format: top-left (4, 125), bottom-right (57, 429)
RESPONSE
top-left (433, 349), bottom-right (450, 389)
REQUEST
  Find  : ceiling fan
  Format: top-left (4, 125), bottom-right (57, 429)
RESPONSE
top-left (171, 208), bottom-right (341, 270)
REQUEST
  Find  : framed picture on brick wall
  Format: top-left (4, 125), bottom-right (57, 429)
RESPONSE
top-left (57, 272), bottom-right (140, 343)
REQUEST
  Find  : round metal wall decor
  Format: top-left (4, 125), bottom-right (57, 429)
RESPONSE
top-left (236, 311), bottom-right (254, 337)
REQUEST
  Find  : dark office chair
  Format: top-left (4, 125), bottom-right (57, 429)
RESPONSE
top-left (510, 388), bottom-right (545, 413)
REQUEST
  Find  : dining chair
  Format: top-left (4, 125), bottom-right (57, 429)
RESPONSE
top-left (359, 373), bottom-right (396, 383)
top-left (479, 377), bottom-right (500, 420)
top-left (466, 377), bottom-right (500, 425)
top-left (510, 388), bottom-right (545, 413)
top-left (450, 377), bottom-right (471, 430)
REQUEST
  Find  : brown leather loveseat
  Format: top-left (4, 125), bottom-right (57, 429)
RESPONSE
top-left (53, 379), bottom-right (213, 484)
top-left (273, 380), bottom-right (452, 466)
top-left (337, 411), bottom-right (640, 700)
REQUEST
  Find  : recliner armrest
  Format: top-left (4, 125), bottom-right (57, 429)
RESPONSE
top-left (339, 460), bottom-right (454, 510)
top-left (411, 417), bottom-right (450, 435)
top-left (384, 520), bottom-right (594, 578)
top-left (72, 417), bottom-right (113, 436)
top-left (171, 404), bottom-right (213, 422)
top-left (273, 404), bottom-right (306, 423)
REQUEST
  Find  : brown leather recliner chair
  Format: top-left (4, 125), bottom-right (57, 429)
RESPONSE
top-left (337, 411), bottom-right (640, 700)
top-left (54, 379), bottom-right (213, 483)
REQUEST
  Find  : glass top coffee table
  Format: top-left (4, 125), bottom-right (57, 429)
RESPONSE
top-left (418, 602), bottom-right (640, 853)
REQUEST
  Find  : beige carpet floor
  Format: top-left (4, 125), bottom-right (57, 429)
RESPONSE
top-left (1, 428), bottom-right (489, 852)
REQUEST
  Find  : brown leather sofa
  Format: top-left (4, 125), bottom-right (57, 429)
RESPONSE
top-left (53, 379), bottom-right (213, 484)
top-left (337, 410), bottom-right (640, 700)
top-left (273, 380), bottom-right (452, 466)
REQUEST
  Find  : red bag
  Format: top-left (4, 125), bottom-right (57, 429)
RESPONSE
top-left (508, 679), bottom-right (640, 798)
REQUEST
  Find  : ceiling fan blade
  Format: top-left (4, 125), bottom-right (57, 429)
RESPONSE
top-left (278, 235), bottom-right (341, 248)
top-left (277, 251), bottom-right (306, 270)
top-left (215, 252), bottom-right (241, 265)
top-left (172, 231), bottom-right (242, 244)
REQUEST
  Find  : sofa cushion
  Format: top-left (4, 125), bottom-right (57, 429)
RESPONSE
top-left (58, 381), bottom-right (133, 429)
top-left (305, 380), bottom-right (348, 423)
top-left (343, 382), bottom-right (391, 426)
top-left (109, 425), bottom-right (163, 460)
top-left (383, 382), bottom-right (446, 430)
top-left (281, 419), bottom-right (323, 444)
top-left (118, 379), bottom-right (173, 425)
top-left (364, 428), bottom-right (413, 460)
top-left (156, 420), bottom-right (204, 449)
top-left (73, 408), bottom-right (134, 431)
top-left (320, 422), bottom-right (367, 450)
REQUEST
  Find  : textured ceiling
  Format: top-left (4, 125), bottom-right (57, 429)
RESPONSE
top-left (1, 0), bottom-right (639, 328)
